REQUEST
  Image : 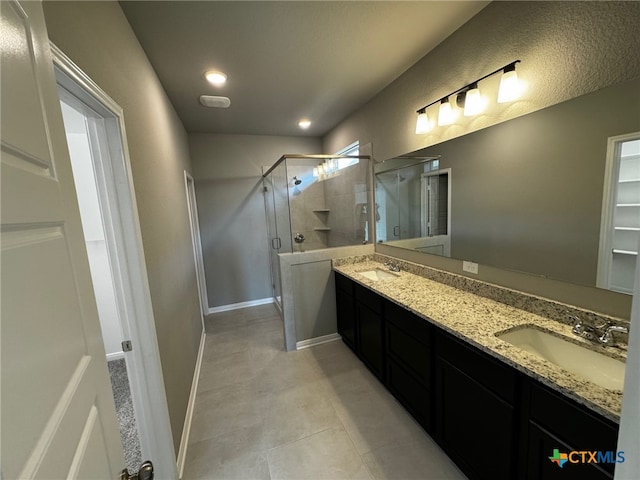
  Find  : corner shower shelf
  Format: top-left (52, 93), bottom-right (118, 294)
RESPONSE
top-left (313, 209), bottom-right (331, 213)
top-left (314, 227), bottom-right (331, 231)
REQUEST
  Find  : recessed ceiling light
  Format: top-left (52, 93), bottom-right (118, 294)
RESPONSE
top-left (204, 70), bottom-right (227, 86)
top-left (199, 95), bottom-right (231, 108)
top-left (298, 119), bottom-right (311, 129)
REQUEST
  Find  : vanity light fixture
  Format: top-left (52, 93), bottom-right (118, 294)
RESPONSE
top-left (437, 98), bottom-right (455, 126)
top-left (498, 63), bottom-right (522, 103)
top-left (415, 60), bottom-right (521, 133)
top-left (463, 83), bottom-right (485, 116)
top-left (415, 108), bottom-right (431, 134)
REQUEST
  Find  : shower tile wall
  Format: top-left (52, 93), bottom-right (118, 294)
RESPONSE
top-left (288, 165), bottom-right (328, 251)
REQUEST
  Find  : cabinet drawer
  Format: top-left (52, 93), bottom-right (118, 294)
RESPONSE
top-left (355, 283), bottom-right (382, 314)
top-left (529, 382), bottom-right (618, 473)
top-left (335, 272), bottom-right (354, 295)
top-left (385, 300), bottom-right (432, 344)
top-left (387, 359), bottom-right (431, 431)
top-left (437, 331), bottom-right (517, 404)
top-left (387, 321), bottom-right (431, 386)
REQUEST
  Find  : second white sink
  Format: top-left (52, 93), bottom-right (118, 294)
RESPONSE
top-left (356, 268), bottom-right (400, 281)
top-left (496, 325), bottom-right (626, 391)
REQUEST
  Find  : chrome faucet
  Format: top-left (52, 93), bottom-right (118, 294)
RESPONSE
top-left (599, 323), bottom-right (630, 346)
top-left (571, 316), bottom-right (629, 346)
top-left (384, 261), bottom-right (401, 272)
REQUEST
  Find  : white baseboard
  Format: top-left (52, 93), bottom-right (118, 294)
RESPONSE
top-left (296, 333), bottom-right (341, 350)
top-left (106, 351), bottom-right (124, 362)
top-left (207, 297), bottom-right (274, 315)
top-left (177, 330), bottom-right (206, 479)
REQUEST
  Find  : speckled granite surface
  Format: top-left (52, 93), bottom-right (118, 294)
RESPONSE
top-left (333, 255), bottom-right (627, 423)
top-left (108, 359), bottom-right (142, 474)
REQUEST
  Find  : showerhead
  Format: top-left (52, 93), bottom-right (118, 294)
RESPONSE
top-left (293, 176), bottom-right (302, 185)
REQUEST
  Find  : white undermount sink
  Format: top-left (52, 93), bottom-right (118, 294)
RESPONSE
top-left (496, 325), bottom-right (626, 391)
top-left (356, 268), bottom-right (400, 281)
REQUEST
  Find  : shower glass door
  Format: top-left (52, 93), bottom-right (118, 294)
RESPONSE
top-left (263, 161), bottom-right (292, 309)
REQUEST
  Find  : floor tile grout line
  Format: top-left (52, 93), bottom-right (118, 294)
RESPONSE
top-left (264, 425), bottom-right (336, 454)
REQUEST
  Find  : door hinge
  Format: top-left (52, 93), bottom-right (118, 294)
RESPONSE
top-left (122, 340), bottom-right (133, 352)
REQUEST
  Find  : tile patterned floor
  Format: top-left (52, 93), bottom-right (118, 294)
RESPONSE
top-left (183, 303), bottom-right (466, 480)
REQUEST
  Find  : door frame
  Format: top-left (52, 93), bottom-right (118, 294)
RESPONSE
top-left (420, 168), bottom-right (452, 256)
top-left (184, 171), bottom-right (209, 321)
top-left (51, 43), bottom-right (178, 478)
top-left (597, 131), bottom-right (640, 292)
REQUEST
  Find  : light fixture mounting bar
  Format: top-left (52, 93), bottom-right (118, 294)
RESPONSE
top-left (416, 60), bottom-right (521, 114)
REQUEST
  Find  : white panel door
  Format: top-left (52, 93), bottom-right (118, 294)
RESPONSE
top-left (1, 1), bottom-right (125, 478)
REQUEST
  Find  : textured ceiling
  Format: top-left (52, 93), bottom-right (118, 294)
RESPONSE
top-left (120, 1), bottom-right (488, 137)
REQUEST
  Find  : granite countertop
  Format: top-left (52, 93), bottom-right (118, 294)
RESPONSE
top-left (333, 258), bottom-right (627, 423)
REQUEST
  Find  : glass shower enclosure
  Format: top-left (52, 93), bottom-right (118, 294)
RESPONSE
top-left (262, 154), bottom-right (372, 308)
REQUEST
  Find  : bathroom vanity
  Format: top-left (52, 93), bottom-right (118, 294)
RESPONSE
top-left (334, 255), bottom-right (626, 480)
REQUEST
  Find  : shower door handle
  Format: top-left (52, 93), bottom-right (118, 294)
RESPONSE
top-left (271, 237), bottom-right (282, 250)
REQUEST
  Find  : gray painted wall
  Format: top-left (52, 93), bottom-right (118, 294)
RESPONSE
top-left (43, 2), bottom-right (203, 452)
top-left (323, 1), bottom-right (640, 317)
top-left (189, 134), bottom-right (322, 308)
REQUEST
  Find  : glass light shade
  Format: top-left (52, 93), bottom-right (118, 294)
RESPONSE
top-left (437, 99), bottom-right (455, 126)
top-left (415, 112), bottom-right (430, 134)
top-left (498, 70), bottom-right (521, 103)
top-left (313, 167), bottom-right (319, 178)
top-left (463, 87), bottom-right (485, 116)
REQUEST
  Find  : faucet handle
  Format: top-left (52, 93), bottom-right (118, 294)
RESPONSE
top-left (570, 316), bottom-right (585, 335)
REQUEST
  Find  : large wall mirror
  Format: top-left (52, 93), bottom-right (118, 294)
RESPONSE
top-left (375, 78), bottom-right (640, 293)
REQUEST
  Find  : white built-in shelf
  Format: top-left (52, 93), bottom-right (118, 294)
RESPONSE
top-left (313, 209), bottom-right (331, 213)
top-left (619, 178), bottom-right (640, 183)
top-left (612, 249), bottom-right (638, 256)
top-left (616, 203), bottom-right (640, 207)
top-left (614, 227), bottom-right (640, 231)
top-left (314, 227), bottom-right (331, 231)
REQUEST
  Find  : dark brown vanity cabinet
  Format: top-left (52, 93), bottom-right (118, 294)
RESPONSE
top-left (335, 272), bottom-right (356, 352)
top-left (335, 272), bottom-right (385, 380)
top-left (354, 282), bottom-right (385, 380)
top-left (435, 330), bottom-right (520, 480)
top-left (385, 301), bottom-right (433, 432)
top-left (334, 274), bottom-right (621, 480)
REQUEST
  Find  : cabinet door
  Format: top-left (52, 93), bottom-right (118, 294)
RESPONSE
top-left (387, 358), bottom-right (431, 431)
top-left (437, 358), bottom-right (517, 480)
top-left (527, 422), bottom-right (613, 480)
top-left (357, 302), bottom-right (384, 380)
top-left (336, 287), bottom-right (356, 352)
top-left (525, 382), bottom-right (618, 479)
